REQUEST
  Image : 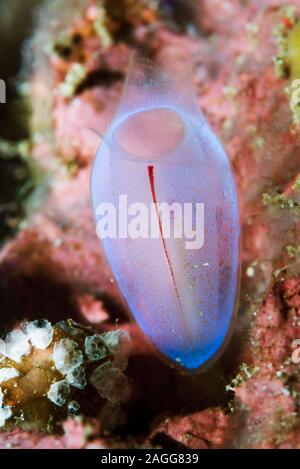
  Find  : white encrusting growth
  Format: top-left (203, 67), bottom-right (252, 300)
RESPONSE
top-left (0, 319), bottom-right (131, 428)
top-left (0, 330), bottom-right (31, 363)
top-left (89, 361), bottom-right (128, 403)
top-left (47, 380), bottom-right (70, 407)
top-left (53, 338), bottom-right (83, 375)
top-left (0, 367), bottom-right (20, 384)
top-left (66, 364), bottom-right (87, 389)
top-left (84, 334), bottom-right (107, 362)
top-left (0, 406), bottom-right (12, 428)
top-left (26, 320), bottom-right (53, 350)
top-left (0, 390), bottom-right (12, 428)
top-left (102, 330), bottom-right (130, 371)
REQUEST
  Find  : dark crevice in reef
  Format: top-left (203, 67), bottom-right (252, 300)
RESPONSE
top-left (103, 0), bottom-right (135, 43)
top-left (275, 280), bottom-right (290, 322)
top-left (0, 146), bottom-right (33, 243)
top-left (151, 432), bottom-right (189, 450)
top-left (0, 1), bottom-right (39, 243)
top-left (0, 259), bottom-right (80, 332)
top-left (159, 0), bottom-right (200, 33)
top-left (117, 329), bottom-right (243, 438)
top-left (0, 0), bottom-right (41, 140)
top-left (76, 69), bottom-right (124, 95)
top-left (53, 32), bottom-right (84, 59)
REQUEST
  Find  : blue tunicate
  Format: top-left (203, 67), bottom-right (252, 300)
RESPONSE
top-left (91, 55), bottom-right (240, 371)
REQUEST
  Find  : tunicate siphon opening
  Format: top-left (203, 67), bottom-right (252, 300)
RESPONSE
top-left (113, 108), bottom-right (186, 161)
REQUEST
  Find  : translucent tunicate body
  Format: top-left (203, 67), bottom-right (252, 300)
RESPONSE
top-left (91, 56), bottom-right (240, 371)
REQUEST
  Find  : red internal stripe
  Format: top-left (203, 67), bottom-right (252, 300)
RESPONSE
top-left (147, 165), bottom-right (181, 302)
